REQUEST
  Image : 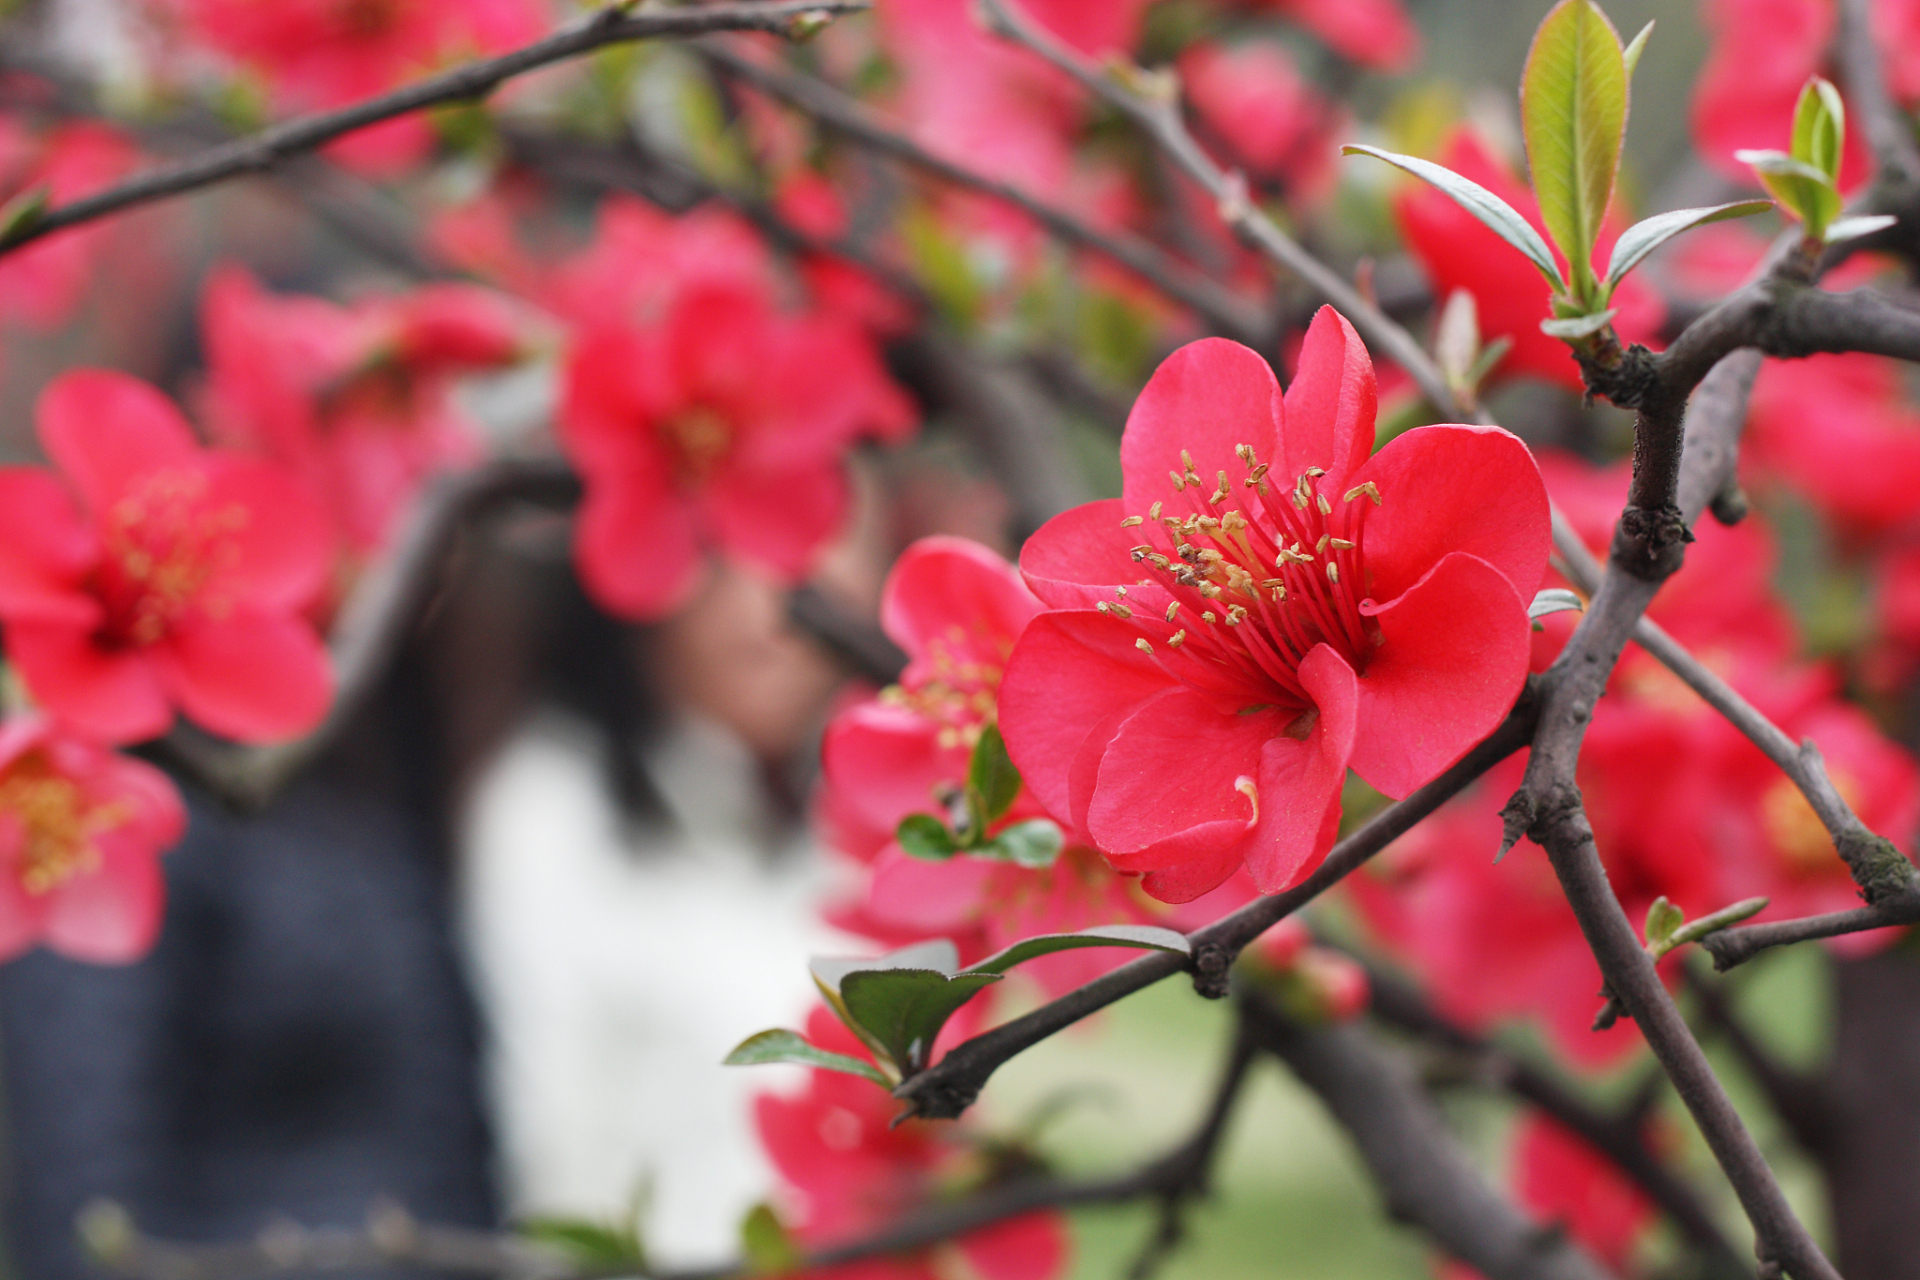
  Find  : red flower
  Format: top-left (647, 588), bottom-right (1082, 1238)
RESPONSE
top-left (1394, 130), bottom-right (1664, 392)
top-left (820, 537), bottom-right (1248, 994)
top-left (0, 118), bottom-right (138, 329)
top-left (1244, 0), bottom-right (1421, 72)
top-left (754, 1007), bottom-right (1068, 1280)
top-left (561, 287), bottom-right (915, 619)
top-left (199, 266), bottom-right (530, 556)
top-left (998, 308), bottom-right (1549, 902)
top-left (0, 716), bottom-right (186, 964)
top-left (1690, 0), bottom-right (1872, 186)
top-left (1179, 40), bottom-right (1343, 204)
top-left (0, 371), bottom-right (333, 744)
top-left (1744, 352), bottom-right (1920, 545)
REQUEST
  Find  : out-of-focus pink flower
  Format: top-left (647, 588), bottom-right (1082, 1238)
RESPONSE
top-left (541, 198), bottom-right (776, 331)
top-left (1394, 130), bottom-right (1664, 392)
top-left (0, 716), bottom-right (185, 965)
top-left (0, 118), bottom-right (139, 329)
top-left (775, 172), bottom-right (919, 336)
top-left (199, 266), bottom-right (531, 556)
top-left (1745, 352), bottom-right (1920, 545)
top-left (1691, 0), bottom-right (1872, 186)
top-left (0, 371), bottom-right (333, 744)
top-left (148, 0), bottom-right (549, 171)
top-left (1179, 40), bottom-right (1343, 204)
top-left (1239, 0), bottom-right (1421, 71)
top-left (562, 286), bottom-right (914, 620)
top-left (754, 1007), bottom-right (1069, 1280)
top-left (999, 308), bottom-right (1549, 902)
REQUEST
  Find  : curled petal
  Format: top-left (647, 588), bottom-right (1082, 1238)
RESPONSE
top-left (822, 702), bottom-right (958, 835)
top-left (1280, 306), bottom-right (1377, 487)
top-left (1244, 644), bottom-right (1357, 891)
top-left (882, 536), bottom-right (1040, 667)
top-left (1019, 499), bottom-right (1149, 608)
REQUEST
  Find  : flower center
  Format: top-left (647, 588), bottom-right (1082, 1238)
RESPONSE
top-left (659, 407), bottom-right (734, 485)
top-left (1105, 445), bottom-right (1382, 714)
top-left (0, 757), bottom-right (128, 895)
top-left (880, 633), bottom-right (1007, 751)
top-left (97, 470), bottom-right (248, 649)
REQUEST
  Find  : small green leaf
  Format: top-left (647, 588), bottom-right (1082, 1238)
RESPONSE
top-left (812, 940), bottom-right (958, 1063)
top-left (969, 923), bottom-right (1192, 974)
top-left (1790, 76), bottom-right (1845, 183)
top-left (1539, 308), bottom-right (1618, 340)
top-left (517, 1218), bottom-right (648, 1270)
top-left (1520, 0), bottom-right (1629, 298)
top-left (1825, 214), bottom-right (1899, 244)
top-left (1643, 895), bottom-right (1685, 949)
top-left (1529, 587), bottom-right (1586, 620)
top-left (1434, 289), bottom-right (1482, 388)
top-left (1467, 335), bottom-right (1514, 386)
top-left (1343, 145), bottom-right (1567, 291)
top-left (1737, 149), bottom-right (1843, 235)
top-left (1663, 896), bottom-right (1769, 955)
top-left (1620, 19), bottom-right (1654, 80)
top-left (968, 723), bottom-right (1023, 824)
top-left (0, 184), bottom-right (48, 243)
top-left (723, 1029), bottom-right (892, 1087)
top-left (897, 813), bottom-right (959, 861)
top-left (740, 1204), bottom-right (802, 1275)
top-left (979, 818), bottom-right (1065, 868)
top-left (839, 968), bottom-right (1003, 1074)
top-left (1604, 200), bottom-right (1774, 288)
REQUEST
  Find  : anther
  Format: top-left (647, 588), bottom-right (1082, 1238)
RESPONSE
top-left (1116, 586), bottom-right (1128, 596)
top-left (1305, 467), bottom-right (1326, 478)
top-left (1120, 515), bottom-right (1143, 527)
top-left (1202, 611), bottom-right (1218, 624)
top-left (1170, 470), bottom-right (1186, 490)
top-left (1177, 544), bottom-right (1202, 564)
top-left (1181, 449), bottom-right (1196, 473)
top-left (1328, 538), bottom-right (1356, 550)
top-left (1226, 605), bottom-right (1248, 625)
top-left (1235, 443), bottom-right (1256, 466)
top-left (1317, 492), bottom-right (1332, 514)
top-left (1165, 602), bottom-right (1180, 623)
top-left (1211, 472), bottom-right (1231, 504)
top-left (1197, 582), bottom-right (1222, 599)
top-left (1168, 629), bottom-right (1187, 647)
top-left (1149, 502), bottom-right (1163, 519)
top-left (1344, 482), bottom-right (1381, 506)
top-left (1130, 545), bottom-right (1152, 561)
top-left (1097, 601), bottom-right (1134, 619)
top-left (1326, 563), bottom-right (1341, 584)
top-left (1136, 638), bottom-right (1153, 654)
top-left (1315, 534), bottom-right (1330, 554)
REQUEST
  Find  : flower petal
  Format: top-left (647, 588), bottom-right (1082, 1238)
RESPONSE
top-left (156, 610), bottom-right (332, 743)
top-left (705, 459), bottom-right (847, 582)
top-left (5, 623), bottom-right (172, 743)
top-left (822, 701), bottom-right (961, 833)
top-left (573, 466), bottom-right (703, 620)
top-left (199, 456), bottom-right (334, 612)
top-left (866, 846), bottom-right (998, 932)
top-left (42, 835), bottom-right (167, 964)
top-left (1280, 306), bottom-right (1377, 486)
top-left (882, 536), bottom-right (1040, 668)
top-left (1352, 423), bottom-right (1551, 604)
top-left (1019, 498), bottom-right (1145, 608)
top-left (1119, 338), bottom-right (1281, 516)
top-left (0, 468), bottom-right (101, 626)
top-left (956, 1214), bottom-right (1069, 1280)
top-left (999, 610), bottom-right (1175, 825)
top-left (1351, 550), bottom-right (1532, 798)
top-left (37, 370), bottom-right (201, 514)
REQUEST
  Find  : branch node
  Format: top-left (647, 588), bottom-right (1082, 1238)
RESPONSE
top-left (1609, 503), bottom-right (1692, 580)
top-left (1190, 944), bottom-right (1232, 1000)
top-left (1708, 479), bottom-right (1750, 526)
top-left (1834, 826), bottom-right (1920, 904)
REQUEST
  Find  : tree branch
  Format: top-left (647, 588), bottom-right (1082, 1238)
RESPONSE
top-left (0, 0), bottom-right (870, 260)
top-left (1238, 990), bottom-right (1613, 1280)
top-left (691, 39), bottom-right (1270, 346)
top-left (1702, 892), bottom-right (1920, 970)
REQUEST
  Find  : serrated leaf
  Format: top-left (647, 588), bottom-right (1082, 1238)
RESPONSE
top-left (1620, 20), bottom-right (1653, 80)
top-left (1825, 214), bottom-right (1899, 243)
top-left (1737, 149), bottom-right (1843, 233)
top-left (839, 968), bottom-right (1003, 1074)
top-left (1521, 0), bottom-right (1629, 296)
top-left (979, 818), bottom-right (1064, 868)
top-left (0, 184), bottom-right (47, 243)
top-left (969, 923), bottom-right (1191, 974)
top-left (968, 723), bottom-right (1022, 824)
top-left (1643, 895), bottom-right (1685, 949)
top-left (1528, 587), bottom-right (1586, 620)
top-left (723, 1029), bottom-right (893, 1086)
top-left (897, 813), bottom-right (959, 861)
top-left (1790, 76), bottom-right (1845, 183)
top-left (1343, 145), bottom-right (1567, 290)
top-left (811, 940), bottom-right (959, 1063)
top-left (740, 1204), bottom-right (801, 1275)
top-left (1604, 200), bottom-right (1774, 287)
top-left (1539, 308), bottom-right (1617, 339)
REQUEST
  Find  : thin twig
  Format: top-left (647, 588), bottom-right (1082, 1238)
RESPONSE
top-left (0, 0), bottom-right (871, 260)
top-left (1702, 892), bottom-right (1920, 970)
top-left (690, 39), bottom-right (1271, 346)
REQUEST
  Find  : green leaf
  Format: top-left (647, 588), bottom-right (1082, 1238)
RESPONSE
top-left (839, 968), bottom-right (1003, 1074)
top-left (968, 723), bottom-right (1023, 824)
top-left (979, 818), bottom-right (1065, 868)
top-left (1528, 587), bottom-right (1586, 620)
top-left (811, 940), bottom-right (958, 1063)
top-left (1790, 76), bottom-right (1845, 183)
top-left (1826, 214), bottom-right (1899, 244)
top-left (1620, 19), bottom-right (1654, 80)
top-left (0, 184), bottom-right (47, 244)
top-left (1662, 896), bottom-right (1769, 956)
top-left (1737, 149), bottom-right (1843, 234)
top-left (517, 1218), bottom-right (649, 1270)
top-left (1467, 336), bottom-right (1514, 386)
top-left (1539, 308), bottom-right (1617, 340)
top-left (1604, 200), bottom-right (1774, 288)
top-left (1520, 0), bottom-right (1629, 298)
top-left (897, 813), bottom-right (959, 861)
top-left (740, 1204), bottom-right (802, 1275)
top-left (1643, 895), bottom-right (1685, 949)
top-left (723, 1029), bottom-right (893, 1087)
top-left (968, 923), bottom-right (1191, 974)
top-left (1343, 145), bottom-right (1567, 291)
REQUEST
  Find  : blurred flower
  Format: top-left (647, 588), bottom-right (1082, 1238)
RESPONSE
top-left (1393, 129), bottom-right (1664, 392)
top-left (199, 265), bottom-right (532, 557)
top-left (999, 308), bottom-right (1549, 902)
top-left (1690, 0), bottom-right (1872, 186)
top-left (1234, 0), bottom-right (1420, 71)
top-left (0, 715), bottom-right (186, 964)
top-left (0, 371), bottom-right (333, 744)
top-left (1179, 40), bottom-right (1343, 205)
top-left (561, 286), bottom-right (915, 619)
top-left (1744, 352), bottom-right (1920, 545)
top-left (754, 1007), bottom-right (1069, 1280)
top-left (0, 117), bottom-right (138, 330)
